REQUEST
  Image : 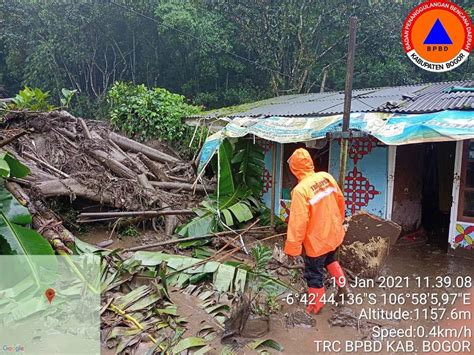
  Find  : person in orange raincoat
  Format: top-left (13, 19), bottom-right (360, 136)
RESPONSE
top-left (284, 148), bottom-right (348, 314)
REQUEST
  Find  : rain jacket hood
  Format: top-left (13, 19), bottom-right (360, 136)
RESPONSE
top-left (289, 148), bottom-right (315, 181)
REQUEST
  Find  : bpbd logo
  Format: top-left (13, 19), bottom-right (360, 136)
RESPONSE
top-left (402, 0), bottom-right (472, 72)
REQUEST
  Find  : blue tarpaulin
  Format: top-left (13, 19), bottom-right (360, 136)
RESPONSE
top-left (198, 110), bottom-right (474, 172)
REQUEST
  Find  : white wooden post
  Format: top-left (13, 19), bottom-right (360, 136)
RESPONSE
top-left (448, 141), bottom-right (463, 247)
top-left (386, 145), bottom-right (397, 220)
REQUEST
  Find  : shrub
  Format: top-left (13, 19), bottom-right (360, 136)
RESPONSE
top-left (107, 82), bottom-right (201, 145)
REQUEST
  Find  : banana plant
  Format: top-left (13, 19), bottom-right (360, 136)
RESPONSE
top-left (177, 138), bottom-right (265, 237)
top-left (0, 152), bottom-right (54, 256)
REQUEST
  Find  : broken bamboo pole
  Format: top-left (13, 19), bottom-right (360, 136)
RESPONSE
top-left (124, 224), bottom-right (272, 252)
top-left (0, 130), bottom-right (28, 148)
top-left (78, 117), bottom-right (92, 139)
top-left (150, 181), bottom-right (211, 192)
top-left (5, 181), bottom-right (74, 253)
top-left (109, 132), bottom-right (180, 164)
top-left (78, 209), bottom-right (194, 219)
top-left (167, 219), bottom-right (261, 276)
top-left (22, 151), bottom-right (70, 178)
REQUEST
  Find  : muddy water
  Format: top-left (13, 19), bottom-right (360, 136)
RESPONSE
top-left (78, 227), bottom-right (167, 250)
top-left (263, 245), bottom-right (473, 354)
top-left (90, 225), bottom-right (473, 354)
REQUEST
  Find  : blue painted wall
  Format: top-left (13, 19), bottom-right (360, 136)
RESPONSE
top-left (329, 139), bottom-right (388, 218)
top-left (257, 139), bottom-right (282, 216)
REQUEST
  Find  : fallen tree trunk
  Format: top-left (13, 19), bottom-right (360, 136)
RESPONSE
top-left (87, 149), bottom-right (137, 180)
top-left (109, 139), bottom-right (149, 175)
top-left (78, 209), bottom-right (194, 219)
top-left (35, 178), bottom-right (140, 210)
top-left (5, 181), bottom-right (74, 253)
top-left (139, 153), bottom-right (169, 181)
top-left (109, 132), bottom-right (179, 164)
top-left (150, 181), bottom-right (211, 193)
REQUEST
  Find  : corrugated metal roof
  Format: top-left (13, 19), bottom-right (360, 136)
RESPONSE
top-left (203, 80), bottom-right (474, 118)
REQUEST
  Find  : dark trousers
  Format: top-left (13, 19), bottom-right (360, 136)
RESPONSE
top-left (303, 251), bottom-right (337, 288)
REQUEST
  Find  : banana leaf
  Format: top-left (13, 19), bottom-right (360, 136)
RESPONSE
top-left (172, 336), bottom-right (206, 354)
top-left (0, 188), bottom-right (31, 225)
top-left (231, 140), bottom-right (265, 196)
top-left (177, 185), bottom-right (259, 237)
top-left (247, 338), bottom-right (284, 352)
top-left (217, 139), bottom-right (235, 196)
top-left (0, 213), bottom-right (54, 255)
top-left (132, 251), bottom-right (247, 293)
top-left (0, 152), bottom-right (30, 178)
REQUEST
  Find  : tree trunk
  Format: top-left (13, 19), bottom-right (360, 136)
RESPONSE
top-left (109, 132), bottom-right (180, 164)
top-left (139, 153), bottom-right (169, 181)
top-left (34, 178), bottom-right (141, 210)
top-left (87, 149), bottom-right (137, 179)
top-left (150, 181), bottom-right (211, 193)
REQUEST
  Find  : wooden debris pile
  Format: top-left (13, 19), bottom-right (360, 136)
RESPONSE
top-left (1, 110), bottom-right (213, 249)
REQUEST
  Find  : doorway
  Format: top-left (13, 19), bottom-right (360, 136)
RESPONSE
top-left (422, 142), bottom-right (456, 249)
top-left (392, 142), bottom-right (456, 250)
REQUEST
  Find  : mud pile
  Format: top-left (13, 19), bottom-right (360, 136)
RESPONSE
top-left (340, 211), bottom-right (401, 278)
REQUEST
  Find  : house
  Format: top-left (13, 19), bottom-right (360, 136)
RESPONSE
top-left (190, 81), bottom-right (474, 257)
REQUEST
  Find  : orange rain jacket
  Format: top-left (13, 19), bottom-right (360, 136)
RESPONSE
top-left (284, 148), bottom-right (346, 258)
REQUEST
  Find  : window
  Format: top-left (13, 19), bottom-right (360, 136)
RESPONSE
top-left (458, 140), bottom-right (474, 222)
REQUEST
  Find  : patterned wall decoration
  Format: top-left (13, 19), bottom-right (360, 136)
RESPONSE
top-left (344, 166), bottom-right (381, 214)
top-left (254, 138), bottom-right (282, 215)
top-left (280, 199), bottom-right (291, 223)
top-left (330, 137), bottom-right (388, 218)
top-left (261, 168), bottom-right (273, 196)
top-left (453, 223), bottom-right (473, 250)
top-left (348, 136), bottom-right (379, 164)
top-left (255, 137), bottom-right (273, 154)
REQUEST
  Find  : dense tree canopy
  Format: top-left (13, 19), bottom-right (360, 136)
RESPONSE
top-left (0, 0), bottom-right (472, 117)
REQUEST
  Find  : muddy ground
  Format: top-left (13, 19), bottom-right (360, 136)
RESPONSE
top-left (86, 229), bottom-right (473, 354)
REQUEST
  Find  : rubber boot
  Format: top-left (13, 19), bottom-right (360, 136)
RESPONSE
top-left (326, 261), bottom-right (351, 300)
top-left (306, 287), bottom-right (325, 315)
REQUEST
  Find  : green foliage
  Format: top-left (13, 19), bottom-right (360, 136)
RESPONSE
top-left (59, 88), bottom-right (77, 107)
top-left (251, 244), bottom-right (273, 274)
top-left (107, 82), bottom-right (201, 150)
top-left (177, 139), bottom-right (264, 237)
top-left (0, 154), bottom-right (54, 256)
top-left (10, 87), bottom-right (54, 111)
top-left (4, 86), bottom-right (77, 113)
top-left (232, 139), bottom-right (265, 196)
top-left (1, 0), bottom-right (472, 120)
top-left (0, 152), bottom-right (30, 179)
top-left (118, 226), bottom-right (140, 239)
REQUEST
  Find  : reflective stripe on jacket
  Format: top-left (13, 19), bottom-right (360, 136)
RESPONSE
top-left (284, 148), bottom-right (345, 257)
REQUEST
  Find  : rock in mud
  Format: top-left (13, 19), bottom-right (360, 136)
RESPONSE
top-left (241, 314), bottom-right (270, 338)
top-left (222, 293), bottom-right (251, 341)
top-left (222, 293), bottom-right (270, 343)
top-left (329, 307), bottom-right (380, 339)
top-left (284, 310), bottom-right (316, 328)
